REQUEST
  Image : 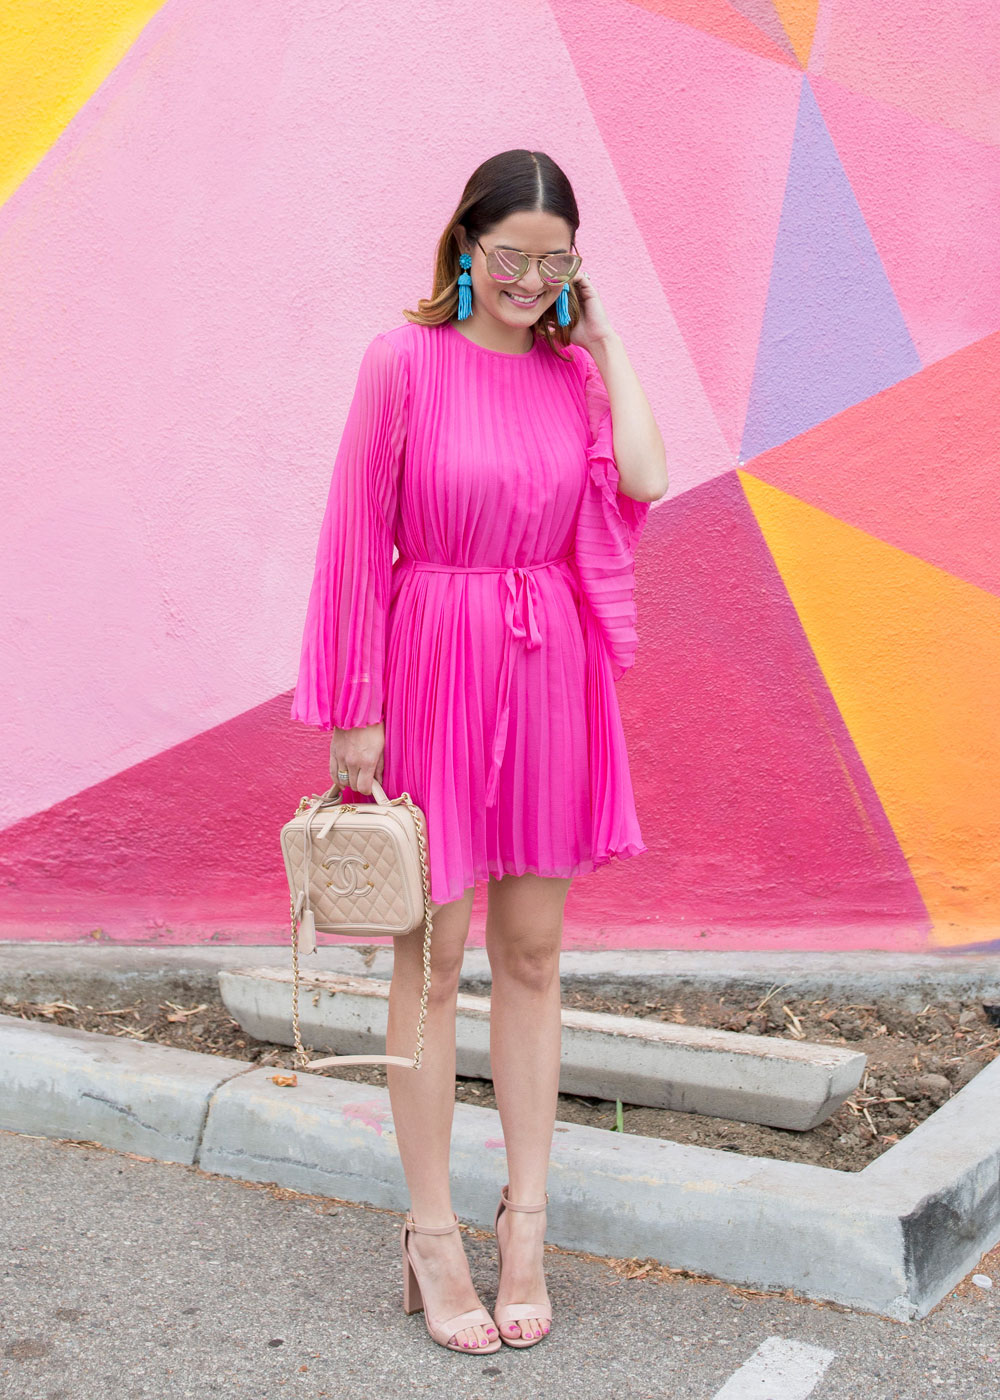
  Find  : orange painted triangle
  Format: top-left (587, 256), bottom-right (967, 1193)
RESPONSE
top-left (741, 471), bottom-right (1000, 941)
top-left (771, 0), bottom-right (818, 67)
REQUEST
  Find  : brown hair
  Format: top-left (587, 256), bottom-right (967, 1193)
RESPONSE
top-left (403, 149), bottom-right (581, 363)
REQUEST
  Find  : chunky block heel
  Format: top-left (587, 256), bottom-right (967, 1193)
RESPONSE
top-left (401, 1241), bottom-right (423, 1315)
top-left (400, 1212), bottom-right (501, 1353)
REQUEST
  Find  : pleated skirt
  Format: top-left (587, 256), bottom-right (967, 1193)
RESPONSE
top-left (381, 553), bottom-right (603, 907)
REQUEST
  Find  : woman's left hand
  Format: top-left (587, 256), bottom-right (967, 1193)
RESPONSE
top-left (568, 270), bottom-right (616, 349)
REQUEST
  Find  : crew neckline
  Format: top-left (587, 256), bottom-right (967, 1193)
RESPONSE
top-left (446, 320), bottom-right (541, 358)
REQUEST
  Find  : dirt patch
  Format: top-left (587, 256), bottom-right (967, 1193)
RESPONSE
top-left (559, 987), bottom-right (1000, 1172)
top-left (5, 986), bottom-right (998, 1173)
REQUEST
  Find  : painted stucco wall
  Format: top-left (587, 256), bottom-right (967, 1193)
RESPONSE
top-left (1, 1), bottom-right (997, 950)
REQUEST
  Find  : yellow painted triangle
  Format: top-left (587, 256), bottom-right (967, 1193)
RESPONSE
top-left (739, 470), bottom-right (1000, 944)
top-left (0, 2), bottom-right (165, 209)
top-left (771, 0), bottom-right (817, 67)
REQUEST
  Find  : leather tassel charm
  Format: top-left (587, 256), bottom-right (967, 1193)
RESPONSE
top-left (298, 906), bottom-right (317, 955)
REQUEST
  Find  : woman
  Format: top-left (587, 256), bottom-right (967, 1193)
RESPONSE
top-left (290, 149), bottom-right (668, 1355)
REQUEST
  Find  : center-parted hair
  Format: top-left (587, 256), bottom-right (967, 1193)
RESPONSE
top-left (403, 149), bottom-right (581, 362)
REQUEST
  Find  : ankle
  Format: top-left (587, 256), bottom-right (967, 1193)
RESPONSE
top-left (501, 1184), bottom-right (549, 1214)
top-left (501, 1204), bottom-right (547, 1231)
top-left (406, 1208), bottom-right (459, 1233)
top-left (505, 1188), bottom-right (548, 1208)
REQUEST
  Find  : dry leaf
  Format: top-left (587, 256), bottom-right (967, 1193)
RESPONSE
top-left (270, 1073), bottom-right (298, 1088)
top-left (164, 1003), bottom-right (209, 1023)
top-left (34, 1001), bottom-right (79, 1018)
top-left (782, 1005), bottom-right (806, 1039)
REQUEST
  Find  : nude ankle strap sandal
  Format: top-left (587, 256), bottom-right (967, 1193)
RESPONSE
top-left (492, 1184), bottom-right (552, 1347)
top-left (400, 1212), bottom-right (501, 1353)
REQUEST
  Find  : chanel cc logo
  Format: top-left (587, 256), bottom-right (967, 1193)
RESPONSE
top-left (322, 855), bottom-right (375, 897)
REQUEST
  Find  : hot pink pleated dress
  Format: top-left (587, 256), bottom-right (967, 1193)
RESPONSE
top-left (290, 319), bottom-right (650, 907)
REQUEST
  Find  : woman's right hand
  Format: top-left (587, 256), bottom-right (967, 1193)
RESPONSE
top-left (330, 723), bottom-right (385, 797)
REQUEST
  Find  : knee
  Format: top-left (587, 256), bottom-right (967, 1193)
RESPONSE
top-left (393, 889), bottom-right (473, 1009)
top-left (396, 943), bottom-right (464, 1007)
top-left (489, 939), bottom-right (560, 995)
top-left (426, 948), bottom-right (464, 1006)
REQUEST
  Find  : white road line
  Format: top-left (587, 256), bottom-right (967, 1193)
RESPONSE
top-left (711, 1336), bottom-right (836, 1400)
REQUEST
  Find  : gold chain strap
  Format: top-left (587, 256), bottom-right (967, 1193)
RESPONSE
top-left (289, 788), bottom-right (433, 1072)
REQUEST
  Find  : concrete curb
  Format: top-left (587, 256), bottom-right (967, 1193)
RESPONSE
top-left (3, 944), bottom-right (1000, 1007)
top-left (197, 1062), bottom-right (904, 1314)
top-left (220, 966), bottom-right (866, 1130)
top-left (0, 1015), bottom-right (248, 1165)
top-left (2, 1011), bottom-right (998, 1320)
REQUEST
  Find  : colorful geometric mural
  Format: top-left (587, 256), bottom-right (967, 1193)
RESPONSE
top-left (1, 0), bottom-right (997, 949)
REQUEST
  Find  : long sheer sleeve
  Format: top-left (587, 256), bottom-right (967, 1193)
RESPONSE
top-left (567, 347), bottom-right (651, 858)
top-left (290, 333), bottom-right (408, 731)
top-left (572, 347), bottom-right (650, 680)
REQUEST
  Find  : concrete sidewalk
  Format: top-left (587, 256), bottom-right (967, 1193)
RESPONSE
top-left (3, 1010), bottom-right (1000, 1321)
top-left (3, 943), bottom-right (999, 1326)
top-left (3, 942), bottom-right (1000, 1006)
top-left (3, 1129), bottom-right (998, 1400)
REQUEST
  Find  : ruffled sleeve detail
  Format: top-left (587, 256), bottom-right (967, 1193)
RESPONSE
top-left (290, 333), bottom-right (408, 730)
top-left (572, 349), bottom-right (650, 680)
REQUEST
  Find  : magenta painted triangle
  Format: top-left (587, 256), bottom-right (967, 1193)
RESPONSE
top-left (570, 472), bottom-right (930, 944)
top-left (0, 695), bottom-right (333, 941)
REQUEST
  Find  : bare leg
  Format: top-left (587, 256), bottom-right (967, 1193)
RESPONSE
top-left (485, 872), bottom-right (570, 1341)
top-left (386, 887), bottom-right (495, 1350)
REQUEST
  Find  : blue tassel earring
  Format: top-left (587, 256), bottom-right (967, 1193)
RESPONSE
top-left (457, 253), bottom-right (473, 321)
top-left (555, 281), bottom-right (571, 327)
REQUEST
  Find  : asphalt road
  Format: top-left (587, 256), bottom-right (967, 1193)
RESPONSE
top-left (1, 1130), bottom-right (997, 1400)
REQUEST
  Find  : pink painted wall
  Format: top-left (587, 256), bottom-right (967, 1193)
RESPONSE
top-left (2, 1), bottom-right (997, 950)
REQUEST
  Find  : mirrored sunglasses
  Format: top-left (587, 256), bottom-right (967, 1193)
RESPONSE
top-left (479, 243), bottom-right (582, 286)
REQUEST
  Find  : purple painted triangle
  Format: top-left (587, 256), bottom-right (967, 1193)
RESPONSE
top-left (741, 80), bottom-right (920, 459)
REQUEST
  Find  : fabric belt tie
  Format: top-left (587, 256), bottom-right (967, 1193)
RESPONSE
top-left (397, 553), bottom-right (573, 807)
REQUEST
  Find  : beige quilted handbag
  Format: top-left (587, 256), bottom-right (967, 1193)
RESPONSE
top-left (280, 778), bottom-right (433, 1071)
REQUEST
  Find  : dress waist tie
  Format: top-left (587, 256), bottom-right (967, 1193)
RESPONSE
top-left (396, 553), bottom-right (574, 807)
